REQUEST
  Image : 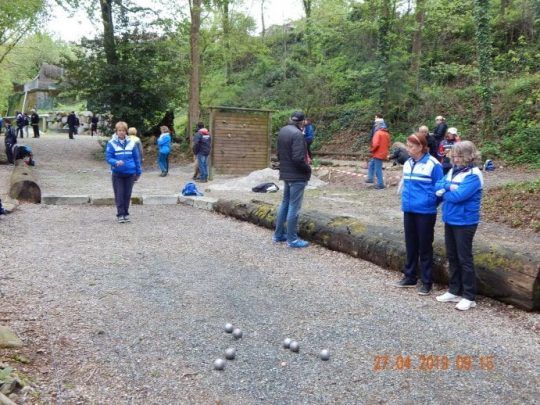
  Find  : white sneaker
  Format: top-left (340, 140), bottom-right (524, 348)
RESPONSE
top-left (455, 298), bottom-right (477, 311)
top-left (436, 292), bottom-right (462, 303)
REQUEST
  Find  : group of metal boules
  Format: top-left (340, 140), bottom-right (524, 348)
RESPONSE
top-left (214, 323), bottom-right (330, 371)
top-left (214, 323), bottom-right (241, 370)
top-left (283, 337), bottom-right (330, 361)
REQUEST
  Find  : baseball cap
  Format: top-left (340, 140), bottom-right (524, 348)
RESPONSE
top-left (447, 127), bottom-right (458, 135)
top-left (291, 111), bottom-right (305, 122)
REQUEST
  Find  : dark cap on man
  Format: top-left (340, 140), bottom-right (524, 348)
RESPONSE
top-left (291, 111), bottom-right (305, 122)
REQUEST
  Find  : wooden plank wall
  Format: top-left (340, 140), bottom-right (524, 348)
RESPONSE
top-left (211, 110), bottom-right (270, 175)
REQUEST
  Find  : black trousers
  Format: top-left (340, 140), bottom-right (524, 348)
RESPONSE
top-left (445, 223), bottom-right (478, 301)
top-left (112, 174), bottom-right (136, 217)
top-left (403, 212), bottom-right (437, 286)
top-left (5, 143), bottom-right (14, 164)
top-left (68, 126), bottom-right (76, 139)
top-left (32, 125), bottom-right (40, 138)
top-left (17, 126), bottom-right (23, 138)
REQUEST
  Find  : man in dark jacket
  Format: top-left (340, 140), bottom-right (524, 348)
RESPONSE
top-left (192, 127), bottom-right (212, 182)
top-left (67, 111), bottom-right (79, 139)
top-left (30, 110), bottom-right (40, 138)
top-left (3, 119), bottom-right (17, 164)
top-left (433, 115), bottom-right (448, 149)
top-left (273, 111), bottom-right (311, 248)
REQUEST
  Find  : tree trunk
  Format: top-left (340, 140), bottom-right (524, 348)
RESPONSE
top-left (261, 0), bottom-right (266, 37)
top-left (99, 0), bottom-right (118, 65)
top-left (188, 0), bottom-right (202, 138)
top-left (302, 0), bottom-right (313, 59)
top-left (410, 0), bottom-right (425, 90)
top-left (376, 0), bottom-right (393, 111)
top-left (473, 0), bottom-right (494, 135)
top-left (221, 0), bottom-right (232, 83)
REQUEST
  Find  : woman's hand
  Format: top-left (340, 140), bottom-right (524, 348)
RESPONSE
top-left (116, 160), bottom-right (124, 166)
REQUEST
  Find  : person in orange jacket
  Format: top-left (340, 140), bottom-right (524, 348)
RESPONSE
top-left (366, 121), bottom-right (391, 189)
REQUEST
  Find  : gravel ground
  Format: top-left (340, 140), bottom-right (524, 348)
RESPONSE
top-left (1, 204), bottom-right (539, 404)
top-left (0, 132), bottom-right (539, 403)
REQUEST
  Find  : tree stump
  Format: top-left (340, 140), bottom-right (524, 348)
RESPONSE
top-left (9, 160), bottom-right (41, 203)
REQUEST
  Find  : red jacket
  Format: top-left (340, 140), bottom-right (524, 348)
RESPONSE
top-left (371, 128), bottom-right (391, 160)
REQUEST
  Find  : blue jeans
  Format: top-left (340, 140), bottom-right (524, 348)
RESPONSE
top-left (367, 158), bottom-right (384, 187)
top-left (274, 181), bottom-right (307, 242)
top-left (158, 152), bottom-right (169, 173)
top-left (197, 154), bottom-right (209, 180)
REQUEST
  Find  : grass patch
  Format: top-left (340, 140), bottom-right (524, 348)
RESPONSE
top-left (483, 179), bottom-right (540, 232)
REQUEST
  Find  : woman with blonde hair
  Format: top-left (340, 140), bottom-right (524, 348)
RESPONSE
top-left (105, 121), bottom-right (142, 223)
top-left (128, 127), bottom-right (143, 166)
top-left (435, 141), bottom-right (483, 311)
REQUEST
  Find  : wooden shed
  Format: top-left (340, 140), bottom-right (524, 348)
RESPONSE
top-left (209, 106), bottom-right (272, 175)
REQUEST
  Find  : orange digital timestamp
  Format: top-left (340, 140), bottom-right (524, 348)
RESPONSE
top-left (373, 355), bottom-right (495, 371)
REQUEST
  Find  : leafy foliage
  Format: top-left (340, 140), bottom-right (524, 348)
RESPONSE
top-left (62, 30), bottom-right (189, 132)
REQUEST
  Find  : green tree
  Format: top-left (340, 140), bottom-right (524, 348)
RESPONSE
top-left (0, 0), bottom-right (46, 65)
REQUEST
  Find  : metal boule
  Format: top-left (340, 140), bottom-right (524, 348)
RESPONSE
top-left (224, 323), bottom-right (234, 333)
top-left (214, 358), bottom-right (226, 370)
top-left (225, 347), bottom-right (236, 360)
top-left (320, 349), bottom-right (330, 361)
top-left (289, 341), bottom-right (300, 352)
top-left (232, 328), bottom-right (243, 339)
top-left (282, 338), bottom-right (292, 349)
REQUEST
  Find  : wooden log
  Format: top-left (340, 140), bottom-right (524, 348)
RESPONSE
top-left (213, 199), bottom-right (540, 310)
top-left (9, 160), bottom-right (41, 203)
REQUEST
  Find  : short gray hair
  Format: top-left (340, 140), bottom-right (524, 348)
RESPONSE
top-left (451, 141), bottom-right (481, 165)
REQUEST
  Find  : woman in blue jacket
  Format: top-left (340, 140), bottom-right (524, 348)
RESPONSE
top-left (157, 125), bottom-right (172, 177)
top-left (105, 121), bottom-right (142, 223)
top-left (435, 141), bottom-right (483, 311)
top-left (395, 133), bottom-right (444, 295)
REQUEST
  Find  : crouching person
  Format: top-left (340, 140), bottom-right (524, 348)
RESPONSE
top-left (105, 121), bottom-right (142, 223)
top-left (435, 141), bottom-right (483, 311)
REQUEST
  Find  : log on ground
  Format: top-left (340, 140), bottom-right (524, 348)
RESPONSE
top-left (9, 160), bottom-right (41, 203)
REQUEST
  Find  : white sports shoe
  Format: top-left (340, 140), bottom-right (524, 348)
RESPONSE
top-left (436, 292), bottom-right (462, 303)
top-left (455, 298), bottom-right (477, 311)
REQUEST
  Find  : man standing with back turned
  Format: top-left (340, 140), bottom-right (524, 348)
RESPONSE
top-left (273, 111), bottom-right (311, 248)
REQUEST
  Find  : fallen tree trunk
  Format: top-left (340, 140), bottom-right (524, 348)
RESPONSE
top-left (9, 160), bottom-right (41, 203)
top-left (214, 199), bottom-right (540, 311)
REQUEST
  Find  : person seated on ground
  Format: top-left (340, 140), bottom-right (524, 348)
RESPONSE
top-left (438, 127), bottom-right (460, 174)
top-left (13, 144), bottom-right (35, 166)
top-left (418, 125), bottom-right (437, 158)
top-left (388, 142), bottom-right (409, 166)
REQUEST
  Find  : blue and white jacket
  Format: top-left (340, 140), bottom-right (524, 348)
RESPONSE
top-left (436, 165), bottom-right (483, 226)
top-left (157, 132), bottom-right (171, 154)
top-left (401, 153), bottom-right (444, 214)
top-left (106, 134), bottom-right (142, 176)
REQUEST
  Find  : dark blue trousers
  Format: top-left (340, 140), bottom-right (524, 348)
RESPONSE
top-left (112, 174), bottom-right (135, 217)
top-left (445, 224), bottom-right (478, 301)
top-left (403, 212), bottom-right (437, 286)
